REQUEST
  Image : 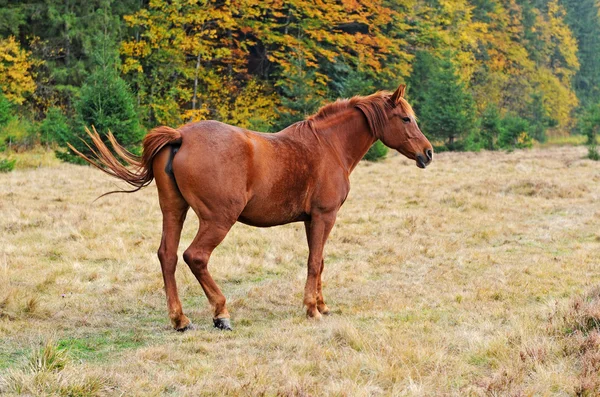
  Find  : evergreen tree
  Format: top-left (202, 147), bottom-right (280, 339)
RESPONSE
top-left (39, 107), bottom-right (71, 147)
top-left (478, 104), bottom-right (503, 151)
top-left (275, 56), bottom-right (323, 130)
top-left (330, 63), bottom-right (376, 99)
top-left (559, 0), bottom-right (600, 106)
top-left (579, 102), bottom-right (600, 160)
top-left (419, 55), bottom-right (476, 150)
top-left (406, 51), bottom-right (438, 116)
top-left (524, 93), bottom-right (553, 143)
top-left (498, 114), bottom-right (533, 149)
top-left (59, 37), bottom-right (143, 163)
top-left (0, 90), bottom-right (12, 128)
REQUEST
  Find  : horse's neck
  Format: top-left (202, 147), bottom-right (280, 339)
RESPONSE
top-left (315, 109), bottom-right (377, 173)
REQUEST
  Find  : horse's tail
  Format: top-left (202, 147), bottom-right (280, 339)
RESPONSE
top-left (68, 126), bottom-right (182, 197)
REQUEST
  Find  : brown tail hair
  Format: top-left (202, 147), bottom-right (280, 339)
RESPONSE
top-left (68, 126), bottom-right (182, 196)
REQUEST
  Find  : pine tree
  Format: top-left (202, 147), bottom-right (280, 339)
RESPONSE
top-left (406, 51), bottom-right (438, 116)
top-left (479, 104), bottom-right (503, 150)
top-left (58, 30), bottom-right (143, 163)
top-left (419, 55), bottom-right (476, 150)
top-left (39, 107), bottom-right (71, 147)
top-left (0, 91), bottom-right (12, 128)
top-left (275, 56), bottom-right (323, 130)
top-left (330, 63), bottom-right (375, 99)
top-left (579, 102), bottom-right (600, 160)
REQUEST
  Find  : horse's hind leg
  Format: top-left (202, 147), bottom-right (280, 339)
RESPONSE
top-left (183, 219), bottom-right (235, 330)
top-left (155, 149), bottom-right (191, 331)
top-left (316, 259), bottom-right (330, 315)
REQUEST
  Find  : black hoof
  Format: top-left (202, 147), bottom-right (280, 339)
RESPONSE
top-left (176, 323), bottom-right (195, 332)
top-left (213, 317), bottom-right (233, 331)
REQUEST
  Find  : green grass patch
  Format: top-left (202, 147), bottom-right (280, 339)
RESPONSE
top-left (57, 330), bottom-right (146, 362)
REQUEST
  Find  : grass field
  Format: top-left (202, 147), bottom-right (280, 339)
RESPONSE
top-left (1, 146), bottom-right (600, 396)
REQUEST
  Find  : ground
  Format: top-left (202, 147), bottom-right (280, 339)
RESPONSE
top-left (1, 146), bottom-right (599, 396)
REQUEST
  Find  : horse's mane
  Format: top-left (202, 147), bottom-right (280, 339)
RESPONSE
top-left (303, 91), bottom-right (415, 138)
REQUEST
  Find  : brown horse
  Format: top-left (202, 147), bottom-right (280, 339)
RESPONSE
top-left (72, 84), bottom-right (433, 331)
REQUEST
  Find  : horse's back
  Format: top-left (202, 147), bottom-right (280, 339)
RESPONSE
top-left (169, 120), bottom-right (318, 226)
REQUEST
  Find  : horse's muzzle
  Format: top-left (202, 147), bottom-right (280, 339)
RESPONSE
top-left (416, 149), bottom-right (433, 169)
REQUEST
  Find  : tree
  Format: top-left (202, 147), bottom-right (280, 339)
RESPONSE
top-left (275, 55), bottom-right (324, 130)
top-left (0, 1), bottom-right (141, 116)
top-left (0, 36), bottom-right (37, 105)
top-left (39, 107), bottom-right (71, 147)
top-left (419, 55), bottom-right (476, 150)
top-left (406, 51), bottom-right (439, 116)
top-left (559, 0), bottom-right (600, 107)
top-left (498, 114), bottom-right (533, 149)
top-left (329, 62), bottom-right (376, 99)
top-left (58, 62), bottom-right (143, 163)
top-left (478, 104), bottom-right (503, 150)
top-left (579, 102), bottom-right (600, 160)
top-left (0, 90), bottom-right (13, 128)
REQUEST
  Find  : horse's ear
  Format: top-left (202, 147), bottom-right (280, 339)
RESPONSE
top-left (390, 84), bottom-right (406, 104)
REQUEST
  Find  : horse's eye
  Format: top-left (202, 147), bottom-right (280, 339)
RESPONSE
top-left (402, 117), bottom-right (411, 123)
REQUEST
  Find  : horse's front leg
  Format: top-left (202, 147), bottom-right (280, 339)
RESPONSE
top-left (304, 212), bottom-right (336, 319)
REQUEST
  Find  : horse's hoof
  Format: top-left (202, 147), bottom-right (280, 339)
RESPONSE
top-left (318, 305), bottom-right (331, 315)
top-left (306, 309), bottom-right (322, 320)
top-left (176, 322), bottom-right (195, 332)
top-left (213, 317), bottom-right (233, 331)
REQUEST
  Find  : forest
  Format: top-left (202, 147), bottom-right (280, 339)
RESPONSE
top-left (0, 0), bottom-right (599, 165)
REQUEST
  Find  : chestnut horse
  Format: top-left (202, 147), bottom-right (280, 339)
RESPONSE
top-left (72, 84), bottom-right (433, 331)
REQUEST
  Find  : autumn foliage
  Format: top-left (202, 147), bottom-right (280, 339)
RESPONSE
top-left (0, 0), bottom-right (599, 157)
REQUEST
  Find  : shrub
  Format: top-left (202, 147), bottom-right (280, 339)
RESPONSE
top-left (579, 102), bottom-right (600, 160)
top-left (0, 91), bottom-right (13, 127)
top-left (479, 104), bottom-right (503, 150)
top-left (498, 114), bottom-right (533, 149)
top-left (0, 118), bottom-right (37, 151)
top-left (363, 140), bottom-right (389, 161)
top-left (39, 107), bottom-right (71, 147)
top-left (0, 158), bottom-right (15, 172)
top-left (588, 145), bottom-right (600, 161)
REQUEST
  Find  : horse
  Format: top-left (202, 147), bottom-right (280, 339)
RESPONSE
top-left (71, 84), bottom-right (433, 331)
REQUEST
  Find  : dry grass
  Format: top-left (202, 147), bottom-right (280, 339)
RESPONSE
top-left (1, 146), bottom-right (599, 396)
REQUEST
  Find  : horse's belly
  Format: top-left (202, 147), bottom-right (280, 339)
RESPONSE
top-left (237, 212), bottom-right (309, 227)
top-left (237, 197), bottom-right (309, 227)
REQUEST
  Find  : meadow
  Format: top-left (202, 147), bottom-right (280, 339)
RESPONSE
top-left (1, 145), bottom-right (600, 396)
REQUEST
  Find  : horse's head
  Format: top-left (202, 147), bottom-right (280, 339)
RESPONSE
top-left (381, 85), bottom-right (433, 169)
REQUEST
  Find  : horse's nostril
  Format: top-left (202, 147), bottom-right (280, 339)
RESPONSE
top-left (425, 149), bottom-right (433, 161)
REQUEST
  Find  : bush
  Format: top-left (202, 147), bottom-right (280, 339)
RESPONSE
top-left (39, 107), bottom-right (71, 146)
top-left (498, 114), bottom-right (533, 149)
top-left (588, 145), bottom-right (600, 161)
top-left (0, 118), bottom-right (37, 151)
top-left (479, 104), bottom-right (502, 150)
top-left (0, 91), bottom-right (13, 127)
top-left (579, 102), bottom-right (600, 160)
top-left (0, 158), bottom-right (16, 172)
top-left (363, 140), bottom-right (389, 161)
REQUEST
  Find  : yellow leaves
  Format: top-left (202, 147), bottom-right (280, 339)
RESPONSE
top-left (532, 67), bottom-right (579, 129)
top-left (0, 36), bottom-right (38, 105)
